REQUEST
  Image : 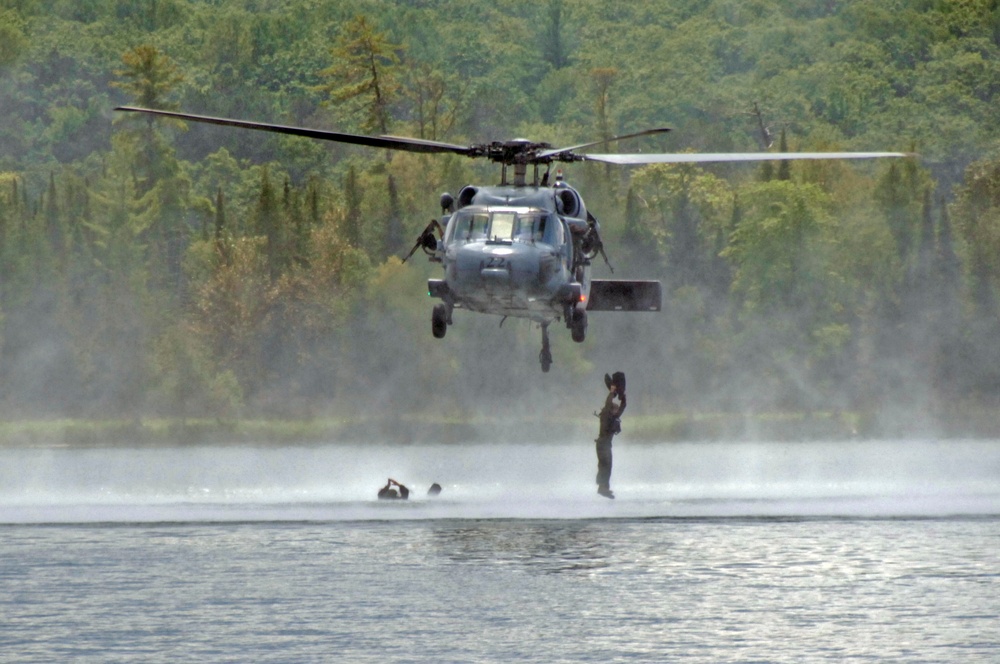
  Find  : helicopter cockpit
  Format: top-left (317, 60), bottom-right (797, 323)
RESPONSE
top-left (445, 207), bottom-right (563, 246)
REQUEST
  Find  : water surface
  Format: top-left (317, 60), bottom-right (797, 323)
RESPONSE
top-left (1, 439), bottom-right (998, 662)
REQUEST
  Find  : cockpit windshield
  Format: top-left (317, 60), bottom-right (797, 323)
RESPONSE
top-left (513, 214), bottom-right (547, 242)
top-left (490, 212), bottom-right (516, 240)
top-left (447, 209), bottom-right (556, 244)
top-left (449, 212), bottom-right (490, 241)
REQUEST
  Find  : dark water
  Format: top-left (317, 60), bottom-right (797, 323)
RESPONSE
top-left (1, 440), bottom-right (998, 662)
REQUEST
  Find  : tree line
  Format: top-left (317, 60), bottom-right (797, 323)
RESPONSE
top-left (2, 0), bottom-right (1000, 432)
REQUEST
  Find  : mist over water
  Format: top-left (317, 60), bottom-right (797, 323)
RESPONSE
top-left (2, 439), bottom-right (997, 523)
top-left (4, 439), bottom-right (999, 662)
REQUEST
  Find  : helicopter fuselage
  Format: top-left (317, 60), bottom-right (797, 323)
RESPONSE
top-left (420, 179), bottom-right (661, 370)
top-left (428, 184), bottom-right (592, 326)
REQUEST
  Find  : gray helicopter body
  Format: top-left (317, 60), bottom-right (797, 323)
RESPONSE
top-left (423, 181), bottom-right (662, 370)
top-left (440, 201), bottom-right (576, 321)
top-left (435, 184), bottom-right (587, 322)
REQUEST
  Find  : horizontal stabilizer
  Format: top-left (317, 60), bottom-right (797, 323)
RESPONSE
top-left (587, 280), bottom-right (662, 312)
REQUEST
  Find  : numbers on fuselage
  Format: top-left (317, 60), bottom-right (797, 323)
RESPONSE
top-left (480, 256), bottom-right (509, 270)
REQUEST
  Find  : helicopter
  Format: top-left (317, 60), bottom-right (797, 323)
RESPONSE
top-left (115, 106), bottom-right (910, 371)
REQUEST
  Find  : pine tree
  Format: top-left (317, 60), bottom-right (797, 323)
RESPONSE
top-left (666, 180), bottom-right (701, 290)
top-left (343, 166), bottom-right (363, 249)
top-left (256, 168), bottom-right (283, 282)
top-left (707, 195), bottom-right (739, 305)
top-left (875, 162), bottom-right (914, 263)
top-left (45, 172), bottom-right (63, 261)
top-left (214, 187), bottom-right (229, 264)
top-left (316, 15), bottom-right (401, 136)
top-left (111, 45), bottom-right (185, 194)
top-left (908, 187), bottom-right (936, 315)
top-left (935, 195), bottom-right (962, 309)
top-left (383, 173), bottom-right (404, 260)
top-left (776, 129), bottom-right (792, 182)
top-left (542, 0), bottom-right (569, 69)
top-left (933, 195), bottom-right (965, 397)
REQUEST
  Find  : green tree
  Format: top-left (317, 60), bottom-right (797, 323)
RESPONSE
top-left (214, 187), bottom-right (228, 262)
top-left (723, 180), bottom-right (856, 410)
top-left (591, 67), bottom-right (618, 144)
top-left (951, 158), bottom-right (1000, 395)
top-left (631, 163), bottom-right (731, 292)
top-left (44, 172), bottom-right (64, 264)
top-left (620, 185), bottom-right (658, 269)
top-left (191, 236), bottom-right (270, 400)
top-left (383, 173), bottom-right (404, 260)
top-left (776, 129), bottom-right (792, 182)
top-left (953, 158), bottom-right (1000, 318)
top-left (933, 195), bottom-right (965, 397)
top-left (542, 0), bottom-right (569, 69)
top-left (0, 8), bottom-right (28, 67)
top-left (342, 165), bottom-right (364, 249)
top-left (874, 159), bottom-right (923, 263)
top-left (907, 187), bottom-right (937, 316)
top-left (403, 64), bottom-right (464, 141)
top-left (111, 45), bottom-right (185, 194)
top-left (316, 15), bottom-right (402, 135)
top-left (725, 180), bottom-right (840, 317)
top-left (111, 45), bottom-right (193, 293)
top-left (255, 167), bottom-right (284, 282)
top-left (112, 44), bottom-right (183, 113)
top-left (935, 195), bottom-right (963, 313)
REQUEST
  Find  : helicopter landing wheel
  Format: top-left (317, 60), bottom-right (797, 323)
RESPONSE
top-left (570, 306), bottom-right (587, 343)
top-left (539, 323), bottom-right (552, 372)
top-left (432, 303), bottom-right (448, 339)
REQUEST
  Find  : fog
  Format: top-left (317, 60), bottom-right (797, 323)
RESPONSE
top-left (2, 439), bottom-right (997, 524)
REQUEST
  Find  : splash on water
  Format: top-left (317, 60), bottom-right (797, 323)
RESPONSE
top-left (1, 439), bottom-right (997, 523)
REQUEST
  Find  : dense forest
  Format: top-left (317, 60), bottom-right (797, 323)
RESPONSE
top-left (2, 0), bottom-right (1000, 436)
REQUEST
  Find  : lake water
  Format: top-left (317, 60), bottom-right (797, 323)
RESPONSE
top-left (1, 440), bottom-right (998, 662)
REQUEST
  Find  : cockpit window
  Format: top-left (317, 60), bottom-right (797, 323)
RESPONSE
top-left (490, 212), bottom-right (515, 240)
top-left (450, 212), bottom-right (489, 241)
top-left (513, 214), bottom-right (547, 242)
top-left (446, 209), bottom-right (556, 244)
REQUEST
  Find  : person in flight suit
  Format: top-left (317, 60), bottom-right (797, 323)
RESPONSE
top-left (595, 371), bottom-right (626, 499)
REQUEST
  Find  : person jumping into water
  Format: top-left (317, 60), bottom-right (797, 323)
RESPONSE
top-left (595, 371), bottom-right (626, 499)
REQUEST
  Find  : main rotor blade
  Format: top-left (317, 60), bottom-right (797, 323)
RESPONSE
top-left (114, 106), bottom-right (476, 156)
top-left (582, 151), bottom-right (915, 165)
top-left (537, 127), bottom-right (673, 159)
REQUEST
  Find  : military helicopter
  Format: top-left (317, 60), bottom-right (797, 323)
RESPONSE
top-left (115, 106), bottom-right (909, 371)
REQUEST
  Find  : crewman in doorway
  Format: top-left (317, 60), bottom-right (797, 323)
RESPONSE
top-left (594, 371), bottom-right (626, 499)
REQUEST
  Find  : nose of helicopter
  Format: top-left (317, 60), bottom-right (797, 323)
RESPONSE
top-left (453, 242), bottom-right (542, 293)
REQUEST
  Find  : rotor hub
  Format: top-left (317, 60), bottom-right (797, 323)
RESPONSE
top-left (476, 138), bottom-right (555, 165)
